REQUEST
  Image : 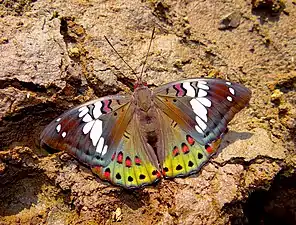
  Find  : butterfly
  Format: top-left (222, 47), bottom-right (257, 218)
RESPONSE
top-left (40, 77), bottom-right (251, 189)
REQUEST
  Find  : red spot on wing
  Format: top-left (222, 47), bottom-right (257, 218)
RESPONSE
top-left (103, 168), bottom-right (111, 179)
top-left (205, 144), bottom-right (214, 154)
top-left (206, 138), bottom-right (222, 155)
top-left (186, 135), bottom-right (195, 146)
top-left (152, 170), bottom-right (161, 178)
top-left (172, 146), bottom-right (180, 156)
top-left (161, 167), bottom-right (169, 176)
top-left (182, 143), bottom-right (190, 154)
top-left (135, 156), bottom-right (141, 165)
top-left (111, 153), bottom-right (116, 161)
top-left (156, 171), bottom-right (161, 178)
top-left (125, 157), bottom-right (132, 167)
top-left (104, 171), bottom-right (110, 179)
top-left (117, 152), bottom-right (123, 164)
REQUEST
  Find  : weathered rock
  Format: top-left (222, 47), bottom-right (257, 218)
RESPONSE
top-left (216, 128), bottom-right (286, 162)
top-left (0, 0), bottom-right (296, 224)
top-left (0, 17), bottom-right (66, 89)
top-left (219, 11), bottom-right (242, 30)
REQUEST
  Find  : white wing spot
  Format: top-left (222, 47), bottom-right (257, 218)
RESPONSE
top-left (101, 145), bottom-right (108, 156)
top-left (78, 106), bottom-right (87, 112)
top-left (62, 132), bottom-right (67, 138)
top-left (83, 120), bottom-right (95, 134)
top-left (190, 99), bottom-right (208, 122)
top-left (56, 118), bottom-right (61, 122)
top-left (197, 89), bottom-right (207, 97)
top-left (195, 125), bottom-right (204, 134)
top-left (199, 80), bottom-right (207, 85)
top-left (56, 124), bottom-right (61, 133)
top-left (198, 97), bottom-right (212, 107)
top-left (183, 82), bottom-right (196, 97)
top-left (197, 83), bottom-right (210, 90)
top-left (195, 116), bottom-right (207, 131)
top-left (79, 108), bottom-right (89, 118)
top-left (227, 96), bottom-right (233, 102)
top-left (229, 87), bottom-right (235, 95)
top-left (90, 120), bottom-right (103, 146)
top-left (93, 101), bottom-right (102, 119)
top-left (226, 81), bottom-right (231, 86)
top-left (82, 114), bottom-right (93, 123)
top-left (96, 137), bottom-right (105, 154)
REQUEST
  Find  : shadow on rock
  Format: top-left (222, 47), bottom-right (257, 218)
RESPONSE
top-left (0, 146), bottom-right (61, 218)
top-left (117, 188), bottom-right (152, 210)
top-left (219, 130), bottom-right (253, 151)
top-left (0, 173), bottom-right (48, 217)
top-left (251, 0), bottom-right (286, 24)
top-left (224, 168), bottom-right (296, 225)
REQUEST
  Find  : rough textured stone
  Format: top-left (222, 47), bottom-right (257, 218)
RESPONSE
top-left (0, 0), bottom-right (295, 224)
top-left (216, 128), bottom-right (286, 163)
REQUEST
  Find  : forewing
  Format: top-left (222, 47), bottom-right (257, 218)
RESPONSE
top-left (40, 95), bottom-right (133, 167)
top-left (153, 78), bottom-right (251, 145)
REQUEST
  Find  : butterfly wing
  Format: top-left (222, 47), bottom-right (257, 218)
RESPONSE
top-left (152, 78), bottom-right (251, 178)
top-left (91, 114), bottom-right (162, 188)
top-left (40, 95), bottom-right (161, 188)
top-left (155, 108), bottom-right (223, 178)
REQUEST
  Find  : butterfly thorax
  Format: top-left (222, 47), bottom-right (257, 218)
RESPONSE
top-left (133, 86), bottom-right (153, 112)
top-left (133, 86), bottom-right (159, 135)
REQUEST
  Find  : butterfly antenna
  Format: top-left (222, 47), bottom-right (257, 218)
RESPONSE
top-left (139, 27), bottom-right (155, 82)
top-left (104, 36), bottom-right (137, 76)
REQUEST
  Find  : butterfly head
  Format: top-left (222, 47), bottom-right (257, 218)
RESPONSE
top-left (134, 81), bottom-right (148, 90)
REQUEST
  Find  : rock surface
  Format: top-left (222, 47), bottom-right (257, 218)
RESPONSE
top-left (0, 0), bottom-right (296, 225)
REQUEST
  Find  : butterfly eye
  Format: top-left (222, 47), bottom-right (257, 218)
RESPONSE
top-left (173, 99), bottom-right (177, 102)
